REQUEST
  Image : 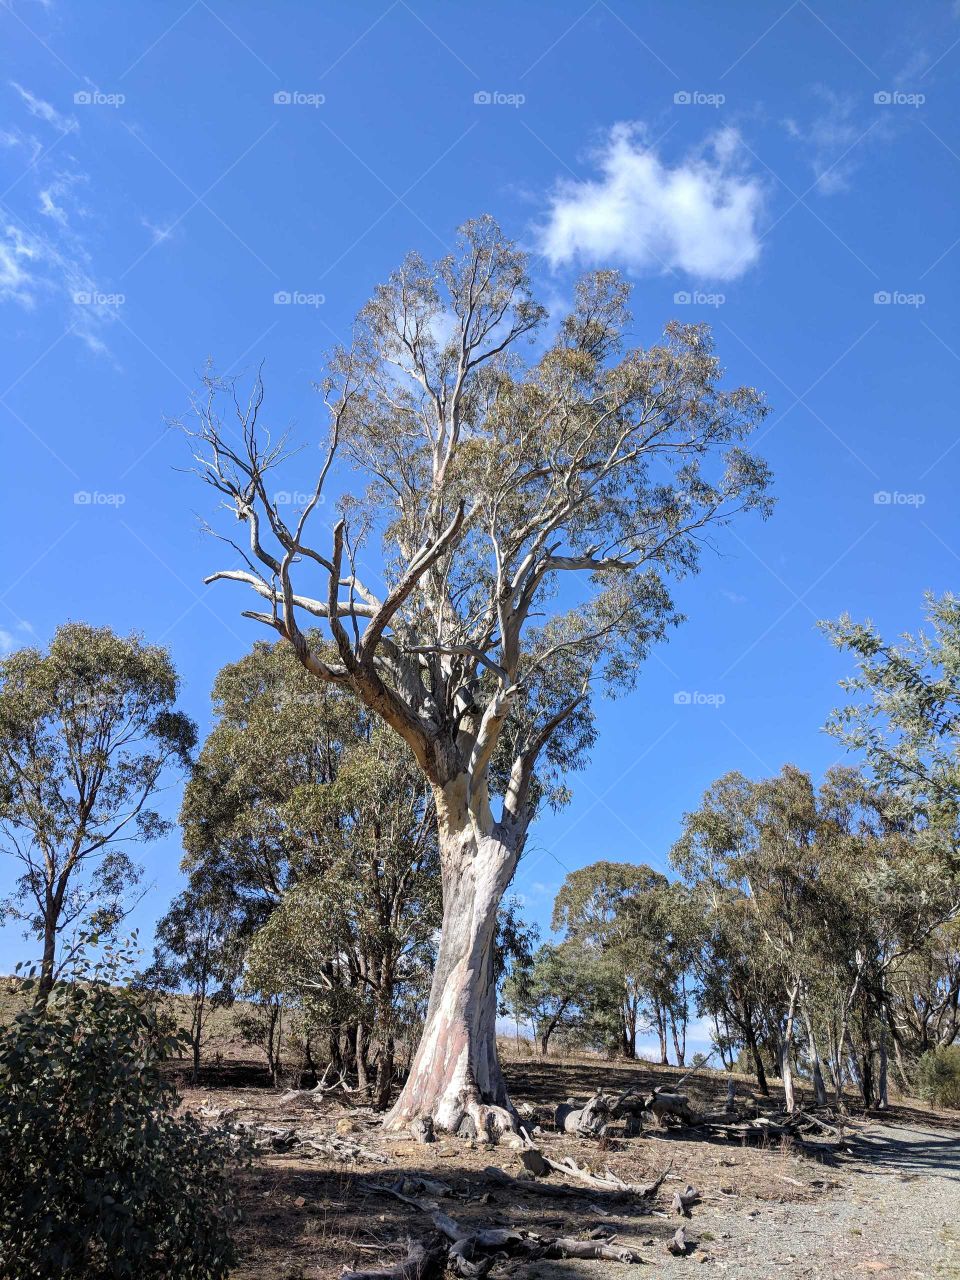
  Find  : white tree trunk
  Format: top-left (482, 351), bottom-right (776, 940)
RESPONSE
top-left (385, 790), bottom-right (520, 1137)
top-left (781, 982), bottom-right (800, 1114)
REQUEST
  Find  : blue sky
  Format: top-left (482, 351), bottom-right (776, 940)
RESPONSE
top-left (2, 1), bottom-right (959, 1004)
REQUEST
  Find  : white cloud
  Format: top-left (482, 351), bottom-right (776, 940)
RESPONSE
top-left (783, 87), bottom-right (862, 195)
top-left (140, 216), bottom-right (177, 246)
top-left (10, 81), bottom-right (77, 134)
top-left (538, 123), bottom-right (764, 282)
top-left (0, 223), bottom-right (40, 303)
top-left (2, 86), bottom-right (117, 354)
top-left (783, 85), bottom-right (897, 197)
top-left (0, 629), bottom-right (15, 654)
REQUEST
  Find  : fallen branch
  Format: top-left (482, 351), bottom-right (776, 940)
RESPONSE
top-left (355, 1185), bottom-right (653, 1275)
top-left (538, 1151), bottom-right (670, 1199)
top-left (340, 1234), bottom-right (446, 1279)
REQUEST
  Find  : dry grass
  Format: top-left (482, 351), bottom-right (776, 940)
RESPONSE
top-left (179, 1054), bottom-right (847, 1279)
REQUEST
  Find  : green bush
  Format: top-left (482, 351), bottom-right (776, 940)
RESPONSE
top-left (914, 1045), bottom-right (960, 1110)
top-left (0, 963), bottom-right (243, 1278)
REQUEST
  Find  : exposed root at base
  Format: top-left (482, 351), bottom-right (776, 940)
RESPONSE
top-left (463, 1099), bottom-right (518, 1143)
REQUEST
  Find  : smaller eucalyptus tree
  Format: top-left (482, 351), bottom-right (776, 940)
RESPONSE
top-left (0, 623), bottom-right (195, 1003)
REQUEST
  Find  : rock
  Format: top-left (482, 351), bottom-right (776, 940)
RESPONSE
top-left (336, 1117), bottom-right (359, 1135)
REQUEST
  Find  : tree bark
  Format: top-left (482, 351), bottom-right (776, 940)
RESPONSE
top-left (36, 913), bottom-right (57, 1007)
top-left (744, 1018), bottom-right (769, 1095)
top-left (781, 983), bottom-right (799, 1113)
top-left (801, 1007), bottom-right (827, 1107)
top-left (384, 800), bottom-right (519, 1137)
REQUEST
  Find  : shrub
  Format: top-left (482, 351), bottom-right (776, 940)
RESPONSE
top-left (913, 1045), bottom-right (960, 1110)
top-left (0, 962), bottom-right (243, 1278)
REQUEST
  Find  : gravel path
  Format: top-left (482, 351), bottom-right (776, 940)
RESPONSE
top-left (644, 1117), bottom-right (960, 1279)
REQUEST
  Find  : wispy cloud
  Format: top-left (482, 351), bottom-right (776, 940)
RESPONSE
top-left (538, 123), bottom-right (765, 282)
top-left (10, 81), bottom-right (77, 135)
top-left (2, 84), bottom-right (119, 354)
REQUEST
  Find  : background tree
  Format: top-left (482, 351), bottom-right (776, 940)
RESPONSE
top-left (501, 940), bottom-right (591, 1055)
top-left (179, 636), bottom-right (440, 1101)
top-left (823, 592), bottom-right (960, 846)
top-left (552, 861), bottom-right (696, 1062)
top-left (183, 215), bottom-right (772, 1133)
top-left (144, 866), bottom-right (245, 1084)
top-left (0, 623), bottom-right (195, 1003)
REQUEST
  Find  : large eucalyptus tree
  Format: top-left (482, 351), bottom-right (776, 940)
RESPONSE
top-left (182, 216), bottom-right (772, 1134)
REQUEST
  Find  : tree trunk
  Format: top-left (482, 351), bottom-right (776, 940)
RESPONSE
top-left (802, 1007), bottom-right (827, 1107)
top-left (355, 1021), bottom-right (370, 1097)
top-left (36, 918), bottom-right (57, 1007)
top-left (781, 983), bottom-right (799, 1114)
top-left (384, 807), bottom-right (519, 1137)
top-left (656, 1006), bottom-right (668, 1065)
top-left (876, 1024), bottom-right (889, 1110)
top-left (671, 1014), bottom-right (686, 1068)
top-left (744, 1018), bottom-right (769, 1095)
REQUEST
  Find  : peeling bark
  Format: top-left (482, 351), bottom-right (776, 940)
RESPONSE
top-left (385, 791), bottom-right (520, 1137)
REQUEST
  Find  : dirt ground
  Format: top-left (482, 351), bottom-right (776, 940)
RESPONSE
top-left (176, 1054), bottom-right (960, 1280)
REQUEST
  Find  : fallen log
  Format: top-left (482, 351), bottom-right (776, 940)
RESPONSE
top-left (482, 1165), bottom-right (595, 1199)
top-left (537, 1151), bottom-right (670, 1199)
top-left (341, 1234), bottom-right (447, 1279)
top-left (644, 1090), bottom-right (703, 1127)
top-left (355, 1185), bottom-right (654, 1276)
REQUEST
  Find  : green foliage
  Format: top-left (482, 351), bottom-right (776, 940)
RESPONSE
top-left (0, 622), bottom-right (196, 994)
top-left (180, 636), bottom-right (440, 1097)
top-left (501, 941), bottom-right (586, 1052)
top-left (913, 1046), bottom-right (960, 1109)
top-left (552, 861), bottom-right (696, 1058)
top-left (823, 592), bottom-right (960, 863)
top-left (0, 945), bottom-right (241, 1279)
